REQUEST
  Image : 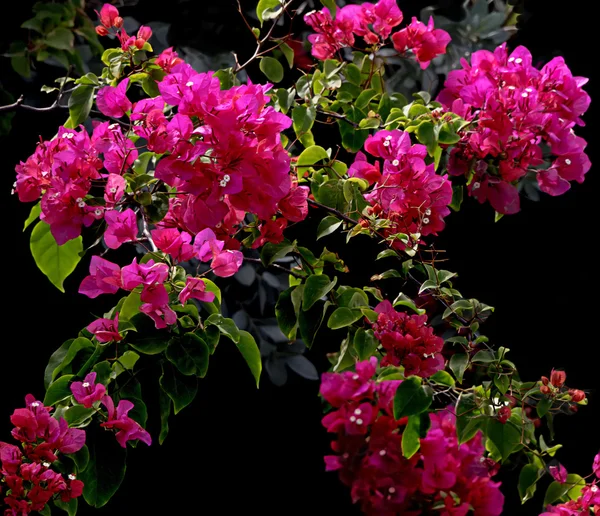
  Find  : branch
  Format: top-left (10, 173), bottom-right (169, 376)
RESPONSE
top-left (316, 109), bottom-right (360, 128)
top-left (307, 198), bottom-right (359, 225)
top-left (244, 257), bottom-right (304, 279)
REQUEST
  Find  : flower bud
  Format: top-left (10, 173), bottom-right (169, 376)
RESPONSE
top-left (95, 26), bottom-right (109, 37)
top-left (135, 38), bottom-right (146, 50)
top-left (541, 376), bottom-right (549, 386)
top-left (137, 26), bottom-right (152, 42)
top-left (569, 389), bottom-right (586, 402)
top-left (540, 384), bottom-right (551, 395)
top-left (550, 369), bottom-right (566, 388)
top-left (113, 16), bottom-right (124, 29)
top-left (497, 406), bottom-right (511, 424)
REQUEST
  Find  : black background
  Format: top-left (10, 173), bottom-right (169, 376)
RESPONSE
top-left (1, 0), bottom-right (598, 514)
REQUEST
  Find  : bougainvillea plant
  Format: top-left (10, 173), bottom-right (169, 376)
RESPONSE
top-left (2, 0), bottom-right (598, 514)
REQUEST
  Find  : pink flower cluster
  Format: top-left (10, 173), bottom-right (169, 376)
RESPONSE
top-left (95, 3), bottom-right (152, 51)
top-left (541, 452), bottom-right (600, 515)
top-left (304, 0), bottom-right (450, 68)
top-left (438, 44), bottom-right (591, 214)
top-left (349, 130), bottom-right (453, 243)
top-left (370, 300), bottom-right (444, 377)
top-left (321, 358), bottom-right (504, 515)
top-left (0, 396), bottom-right (85, 514)
top-left (79, 252), bottom-right (219, 330)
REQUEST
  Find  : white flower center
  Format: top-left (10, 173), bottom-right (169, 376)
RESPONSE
top-left (349, 416), bottom-right (356, 422)
top-left (223, 174), bottom-right (231, 182)
top-left (109, 123), bottom-right (119, 130)
top-left (564, 159), bottom-right (572, 165)
top-left (388, 487), bottom-right (396, 494)
top-left (472, 182), bottom-right (480, 190)
top-left (385, 135), bottom-right (393, 141)
top-left (526, 87), bottom-right (533, 92)
top-left (76, 197), bottom-right (83, 203)
top-left (383, 141), bottom-right (390, 147)
top-left (521, 92), bottom-right (528, 98)
top-left (354, 408), bottom-right (362, 415)
top-left (425, 208), bottom-right (431, 216)
top-left (352, 374), bottom-right (359, 380)
top-left (78, 201), bottom-right (86, 208)
top-left (219, 180), bottom-right (227, 187)
top-left (515, 58), bottom-right (523, 64)
top-left (69, 474), bottom-right (76, 480)
top-left (186, 81), bottom-right (194, 87)
top-left (379, 450), bottom-right (386, 456)
top-left (95, 209), bottom-right (102, 216)
top-left (507, 85), bottom-right (515, 90)
top-left (356, 418), bottom-right (363, 425)
top-left (82, 382), bottom-right (90, 388)
top-left (508, 57), bottom-right (515, 63)
top-left (342, 453), bottom-right (349, 459)
top-left (31, 402), bottom-right (40, 407)
top-left (110, 187), bottom-right (117, 193)
top-left (392, 159), bottom-right (400, 166)
top-left (62, 133), bottom-right (74, 139)
top-left (43, 462), bottom-right (51, 467)
top-left (422, 217), bottom-right (430, 224)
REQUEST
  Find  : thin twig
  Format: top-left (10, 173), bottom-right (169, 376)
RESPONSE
top-left (244, 256), bottom-right (304, 279)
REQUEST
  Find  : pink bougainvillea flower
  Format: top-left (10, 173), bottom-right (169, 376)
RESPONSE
top-left (392, 17), bottom-right (451, 69)
top-left (593, 453), bottom-right (600, 478)
top-left (97, 4), bottom-right (120, 28)
top-left (100, 396), bottom-right (151, 448)
top-left (152, 228), bottom-right (195, 263)
top-left (278, 183), bottom-right (309, 222)
top-left (104, 174), bottom-right (127, 208)
top-left (96, 78), bottom-right (132, 119)
top-left (79, 256), bottom-right (122, 298)
top-left (179, 277), bottom-right (215, 304)
top-left (104, 208), bottom-right (138, 249)
top-left (194, 228), bottom-right (225, 262)
top-left (87, 313), bottom-right (122, 343)
top-left (549, 463), bottom-right (568, 484)
top-left (252, 219), bottom-right (287, 249)
top-left (140, 282), bottom-right (169, 306)
top-left (211, 250), bottom-right (243, 278)
top-left (140, 302), bottom-right (177, 329)
top-left (121, 258), bottom-right (169, 290)
top-left (70, 372), bottom-right (106, 408)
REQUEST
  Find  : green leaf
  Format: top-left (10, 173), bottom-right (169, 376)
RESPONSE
top-left (486, 418), bottom-right (522, 461)
top-left (536, 396), bottom-right (552, 418)
top-left (54, 498), bottom-right (78, 516)
top-left (450, 184), bottom-right (464, 212)
top-left (292, 105), bottom-right (316, 135)
top-left (429, 370), bottom-right (455, 387)
top-left (456, 392), bottom-right (483, 443)
top-left (472, 350), bottom-right (496, 363)
top-left (128, 335), bottom-right (169, 355)
top-left (518, 464), bottom-right (539, 503)
top-left (45, 27), bottom-right (74, 50)
top-left (319, 0), bottom-right (337, 15)
top-left (256, 0), bottom-right (281, 25)
top-left (259, 56), bottom-right (284, 83)
top-left (544, 475), bottom-right (586, 506)
top-left (44, 339), bottom-right (73, 389)
top-left (303, 274), bottom-right (337, 310)
top-left (299, 299), bottom-right (329, 348)
top-left (158, 385), bottom-right (171, 445)
top-left (68, 84), bottom-right (94, 126)
top-left (317, 216), bottom-right (342, 240)
top-left (205, 314), bottom-right (240, 343)
top-left (234, 330), bottom-right (262, 387)
top-left (261, 241), bottom-right (295, 266)
top-left (353, 328), bottom-right (379, 360)
top-left (275, 287), bottom-right (299, 340)
top-left (355, 89), bottom-right (377, 110)
top-left (393, 376), bottom-right (433, 419)
top-left (11, 55), bottom-right (31, 78)
top-left (92, 361), bottom-right (112, 386)
top-left (112, 351), bottom-right (139, 376)
top-left (79, 429), bottom-right (127, 508)
top-left (402, 415), bottom-right (422, 458)
top-left (73, 444), bottom-right (90, 473)
top-left (30, 221), bottom-right (83, 292)
top-left (120, 291), bottom-right (142, 321)
top-left (23, 203), bottom-right (41, 231)
top-left (337, 107), bottom-right (368, 152)
top-left (51, 337), bottom-right (94, 382)
top-left (280, 42), bottom-right (294, 68)
top-left (297, 145), bottom-right (329, 167)
top-left (44, 375), bottom-right (74, 406)
top-left (64, 406), bottom-right (95, 427)
top-left (166, 334), bottom-right (210, 377)
top-left (160, 363), bottom-right (198, 414)
top-left (327, 307), bottom-right (363, 330)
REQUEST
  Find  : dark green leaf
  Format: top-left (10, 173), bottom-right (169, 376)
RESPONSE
top-left (544, 475), bottom-right (585, 506)
top-left (299, 300), bottom-right (329, 348)
top-left (44, 375), bottom-right (74, 406)
top-left (256, 0), bottom-right (281, 24)
top-left (261, 241), bottom-right (295, 266)
top-left (146, 193), bottom-right (170, 223)
top-left (292, 105), bottom-right (316, 135)
top-left (518, 464), bottom-right (539, 503)
top-left (536, 396), bottom-right (552, 418)
top-left (235, 330), bottom-right (262, 387)
top-left (486, 418), bottom-right (522, 461)
top-left (317, 216), bottom-right (342, 240)
top-left (80, 429), bottom-right (127, 507)
top-left (393, 376), bottom-right (433, 419)
top-left (45, 27), bottom-right (74, 50)
top-left (205, 314), bottom-right (240, 343)
top-left (166, 333), bottom-right (210, 377)
top-left (450, 184), bottom-right (464, 211)
top-left (259, 56), bottom-right (284, 83)
top-left (275, 287), bottom-right (299, 340)
top-left (303, 274), bottom-right (336, 310)
top-left (68, 85), bottom-right (94, 126)
top-left (456, 392), bottom-right (483, 443)
top-left (128, 335), bottom-right (169, 355)
top-left (280, 42), bottom-right (294, 68)
top-left (44, 339), bottom-right (74, 389)
top-left (54, 498), bottom-right (78, 516)
top-left (353, 328), bottom-right (378, 360)
top-left (327, 307), bottom-right (363, 330)
top-left (30, 221), bottom-right (83, 292)
top-left (429, 370), bottom-right (455, 387)
top-left (159, 363), bottom-right (198, 414)
top-left (64, 406), bottom-right (95, 427)
top-left (52, 337), bottom-right (94, 382)
top-left (158, 384), bottom-right (171, 445)
top-left (72, 444), bottom-right (90, 473)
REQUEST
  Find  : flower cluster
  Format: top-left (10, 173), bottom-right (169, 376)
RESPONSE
top-left (0, 396), bottom-right (85, 514)
top-left (541, 452), bottom-right (600, 515)
top-left (538, 369), bottom-right (587, 410)
top-left (95, 3), bottom-right (152, 50)
top-left (369, 300), bottom-right (444, 377)
top-left (304, 0), bottom-right (450, 68)
top-left (438, 44), bottom-right (591, 214)
top-left (321, 358), bottom-right (504, 515)
top-left (349, 129), bottom-right (453, 245)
